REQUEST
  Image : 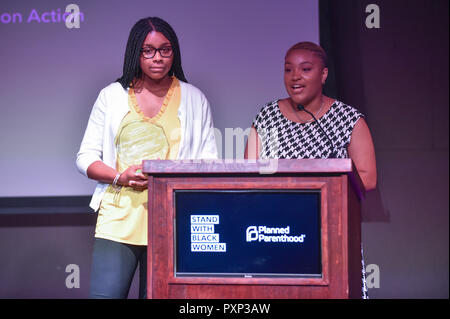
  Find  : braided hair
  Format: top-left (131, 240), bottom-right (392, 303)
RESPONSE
top-left (116, 17), bottom-right (187, 89)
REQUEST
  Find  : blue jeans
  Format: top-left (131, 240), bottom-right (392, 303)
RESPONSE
top-left (89, 238), bottom-right (147, 299)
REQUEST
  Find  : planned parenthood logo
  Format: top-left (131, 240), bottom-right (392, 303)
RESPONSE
top-left (190, 215), bottom-right (227, 252)
top-left (246, 226), bottom-right (306, 243)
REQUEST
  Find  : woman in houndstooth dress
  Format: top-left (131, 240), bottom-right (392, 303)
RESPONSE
top-left (245, 41), bottom-right (377, 298)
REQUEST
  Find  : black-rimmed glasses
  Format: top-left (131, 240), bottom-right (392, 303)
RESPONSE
top-left (141, 46), bottom-right (173, 59)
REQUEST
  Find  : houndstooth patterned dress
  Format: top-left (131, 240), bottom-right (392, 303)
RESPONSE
top-left (253, 99), bottom-right (369, 298)
top-left (253, 100), bottom-right (364, 159)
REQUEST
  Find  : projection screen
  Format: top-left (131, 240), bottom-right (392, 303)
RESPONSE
top-left (0, 0), bottom-right (319, 197)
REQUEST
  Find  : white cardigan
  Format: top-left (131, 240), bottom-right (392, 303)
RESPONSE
top-left (76, 81), bottom-right (218, 211)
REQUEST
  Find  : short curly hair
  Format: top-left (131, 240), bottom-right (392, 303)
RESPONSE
top-left (285, 41), bottom-right (328, 68)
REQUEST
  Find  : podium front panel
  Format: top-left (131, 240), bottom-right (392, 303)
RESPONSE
top-left (174, 189), bottom-right (322, 278)
top-left (144, 160), bottom-right (362, 299)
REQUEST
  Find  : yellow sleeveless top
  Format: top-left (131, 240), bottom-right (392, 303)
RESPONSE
top-left (95, 77), bottom-right (181, 245)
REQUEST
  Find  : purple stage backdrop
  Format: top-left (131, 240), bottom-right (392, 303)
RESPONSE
top-left (0, 0), bottom-right (319, 197)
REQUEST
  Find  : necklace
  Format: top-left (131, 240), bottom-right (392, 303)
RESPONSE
top-left (299, 98), bottom-right (324, 123)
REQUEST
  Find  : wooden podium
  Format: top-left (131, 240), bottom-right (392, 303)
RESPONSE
top-left (143, 159), bottom-right (364, 299)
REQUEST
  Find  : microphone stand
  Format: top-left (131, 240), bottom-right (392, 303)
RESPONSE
top-left (297, 104), bottom-right (337, 158)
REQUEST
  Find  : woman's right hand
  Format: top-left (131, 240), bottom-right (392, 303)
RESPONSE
top-left (117, 164), bottom-right (148, 191)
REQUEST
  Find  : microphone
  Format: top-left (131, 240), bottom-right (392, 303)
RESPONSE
top-left (297, 104), bottom-right (337, 158)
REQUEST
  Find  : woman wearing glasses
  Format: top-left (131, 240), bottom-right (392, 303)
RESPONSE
top-left (76, 17), bottom-right (218, 298)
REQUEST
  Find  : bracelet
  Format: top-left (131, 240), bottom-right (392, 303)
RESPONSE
top-left (112, 173), bottom-right (122, 205)
top-left (112, 173), bottom-right (121, 187)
